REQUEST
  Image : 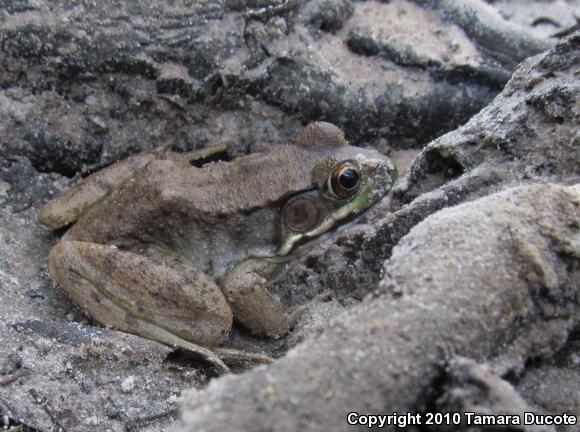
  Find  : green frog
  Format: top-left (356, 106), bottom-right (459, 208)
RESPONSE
top-left (38, 122), bottom-right (397, 373)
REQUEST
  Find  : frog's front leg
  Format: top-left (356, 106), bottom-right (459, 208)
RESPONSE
top-left (48, 241), bottom-right (236, 373)
top-left (223, 258), bottom-right (324, 338)
top-left (38, 154), bottom-right (156, 229)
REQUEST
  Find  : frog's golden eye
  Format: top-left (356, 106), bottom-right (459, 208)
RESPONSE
top-left (327, 160), bottom-right (360, 199)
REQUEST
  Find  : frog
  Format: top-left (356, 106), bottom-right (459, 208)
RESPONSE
top-left (38, 122), bottom-right (397, 373)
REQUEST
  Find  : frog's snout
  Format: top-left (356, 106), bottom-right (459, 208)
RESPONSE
top-left (355, 153), bottom-right (397, 197)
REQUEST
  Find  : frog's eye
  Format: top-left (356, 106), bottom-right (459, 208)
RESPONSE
top-left (281, 196), bottom-right (320, 233)
top-left (327, 160), bottom-right (361, 199)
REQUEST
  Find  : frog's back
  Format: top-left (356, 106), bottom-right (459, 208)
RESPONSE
top-left (173, 146), bottom-right (317, 214)
top-left (54, 121), bottom-right (352, 244)
top-left (64, 145), bottom-right (320, 274)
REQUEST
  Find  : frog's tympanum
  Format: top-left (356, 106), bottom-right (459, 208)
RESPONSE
top-left (38, 122), bottom-right (396, 373)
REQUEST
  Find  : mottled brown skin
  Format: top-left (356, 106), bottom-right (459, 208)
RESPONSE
top-left (38, 122), bottom-right (397, 373)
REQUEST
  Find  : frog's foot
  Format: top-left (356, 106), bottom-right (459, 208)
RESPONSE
top-left (48, 240), bottom-right (234, 374)
top-left (224, 258), bottom-right (290, 338)
top-left (131, 321), bottom-right (231, 375)
top-left (225, 258), bottom-right (336, 339)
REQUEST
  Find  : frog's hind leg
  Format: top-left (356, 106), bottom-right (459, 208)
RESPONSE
top-left (48, 240), bottom-right (235, 374)
top-left (136, 244), bottom-right (275, 367)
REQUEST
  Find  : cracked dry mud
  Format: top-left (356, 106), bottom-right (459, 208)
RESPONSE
top-left (0, 1), bottom-right (579, 431)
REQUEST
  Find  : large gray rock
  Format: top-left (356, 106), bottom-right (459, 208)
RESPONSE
top-left (360, 29), bottom-right (580, 272)
top-left (179, 183), bottom-right (580, 431)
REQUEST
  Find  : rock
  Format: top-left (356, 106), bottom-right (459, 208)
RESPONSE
top-left (179, 183), bottom-right (579, 432)
top-left (121, 376), bottom-right (136, 394)
top-left (0, 0), bottom-right (552, 176)
top-left (302, 0), bottom-right (354, 32)
top-left (394, 32), bottom-right (580, 207)
top-left (0, 180), bottom-right (10, 199)
top-left (22, 128), bottom-right (103, 177)
top-left (157, 63), bottom-right (196, 98)
top-left (436, 357), bottom-right (555, 432)
top-left (360, 31), bottom-right (580, 269)
top-left (517, 366), bottom-right (580, 432)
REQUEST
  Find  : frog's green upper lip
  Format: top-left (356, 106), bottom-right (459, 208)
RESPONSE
top-left (276, 179), bottom-right (392, 256)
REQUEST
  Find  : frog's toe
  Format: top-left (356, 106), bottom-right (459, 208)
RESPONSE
top-left (214, 348), bottom-right (274, 366)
